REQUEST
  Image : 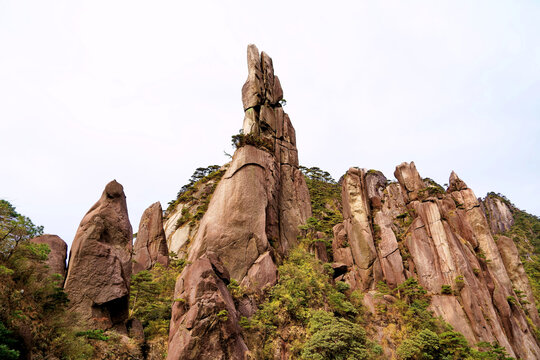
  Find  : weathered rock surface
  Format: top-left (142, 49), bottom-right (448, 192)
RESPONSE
top-left (483, 194), bottom-right (515, 234)
top-left (496, 234), bottom-right (540, 327)
top-left (168, 45), bottom-right (310, 359)
top-left (64, 180), bottom-right (132, 331)
top-left (167, 254), bottom-right (248, 360)
top-left (335, 163), bottom-right (540, 359)
top-left (186, 44), bottom-right (310, 283)
top-left (132, 202), bottom-right (168, 274)
top-left (30, 234), bottom-right (67, 278)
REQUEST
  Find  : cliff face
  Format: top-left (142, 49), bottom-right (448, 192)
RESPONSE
top-left (167, 45), bottom-right (311, 360)
top-left (333, 163), bottom-right (540, 359)
top-left (159, 47), bottom-right (540, 359)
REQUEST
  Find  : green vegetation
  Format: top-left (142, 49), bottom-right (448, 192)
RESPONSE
top-left (129, 254), bottom-right (186, 341)
top-left (166, 165), bottom-right (226, 227)
top-left (441, 285), bottom-right (453, 295)
top-left (299, 166), bottom-right (343, 259)
top-left (301, 310), bottom-right (374, 360)
top-left (242, 246), bottom-right (376, 359)
top-left (0, 199), bottom-right (95, 359)
top-left (488, 192), bottom-right (540, 315)
top-left (374, 278), bottom-right (516, 359)
top-left (418, 182), bottom-right (446, 199)
top-left (231, 132), bottom-right (274, 152)
top-left (0, 199), bottom-right (44, 260)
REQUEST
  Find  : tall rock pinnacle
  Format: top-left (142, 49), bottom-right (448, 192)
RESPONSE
top-left (64, 180), bottom-right (133, 332)
top-left (132, 202), bottom-right (169, 274)
top-left (186, 44), bottom-right (310, 281)
top-left (167, 45), bottom-right (311, 360)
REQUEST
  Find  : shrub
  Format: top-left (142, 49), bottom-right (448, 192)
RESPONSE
top-left (301, 310), bottom-right (369, 360)
top-left (441, 285), bottom-right (453, 295)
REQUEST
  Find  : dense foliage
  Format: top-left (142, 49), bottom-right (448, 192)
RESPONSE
top-left (0, 200), bottom-right (94, 359)
top-left (129, 254), bottom-right (186, 357)
top-left (0, 200), bottom-right (43, 260)
top-left (242, 246), bottom-right (379, 359)
top-left (299, 166), bottom-right (343, 237)
top-left (166, 165), bottom-right (225, 230)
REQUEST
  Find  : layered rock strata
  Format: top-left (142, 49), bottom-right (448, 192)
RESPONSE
top-left (333, 162), bottom-right (540, 359)
top-left (64, 180), bottom-right (133, 331)
top-left (132, 202), bottom-right (169, 274)
top-left (30, 234), bottom-right (67, 278)
top-left (168, 45), bottom-right (311, 359)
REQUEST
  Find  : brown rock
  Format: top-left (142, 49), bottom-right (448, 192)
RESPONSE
top-left (241, 44), bottom-right (264, 110)
top-left (447, 171), bottom-right (468, 192)
top-left (187, 46), bottom-right (310, 286)
top-left (30, 234), bottom-right (67, 278)
top-left (340, 168), bottom-right (378, 290)
top-left (241, 251), bottom-right (277, 291)
top-left (394, 161), bottom-right (425, 200)
top-left (132, 202), bottom-right (169, 274)
top-left (167, 256), bottom-right (248, 360)
top-left (497, 235), bottom-right (540, 327)
top-left (64, 180), bottom-right (132, 331)
top-left (483, 195), bottom-right (515, 234)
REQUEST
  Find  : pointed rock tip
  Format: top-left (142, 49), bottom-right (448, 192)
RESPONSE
top-left (448, 171), bottom-right (468, 192)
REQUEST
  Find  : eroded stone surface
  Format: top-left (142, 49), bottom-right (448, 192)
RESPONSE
top-left (335, 162), bottom-right (540, 359)
top-left (132, 202), bottom-right (168, 274)
top-left (167, 255), bottom-right (248, 360)
top-left (64, 180), bottom-right (132, 331)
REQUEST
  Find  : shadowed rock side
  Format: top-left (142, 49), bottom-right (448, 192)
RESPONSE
top-left (132, 202), bottom-right (169, 274)
top-left (30, 234), bottom-right (67, 278)
top-left (333, 162), bottom-right (540, 360)
top-left (64, 180), bottom-right (133, 332)
top-left (168, 45), bottom-right (310, 360)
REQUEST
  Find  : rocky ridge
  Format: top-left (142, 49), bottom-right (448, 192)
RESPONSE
top-left (8, 45), bottom-right (538, 359)
top-left (332, 162), bottom-right (540, 359)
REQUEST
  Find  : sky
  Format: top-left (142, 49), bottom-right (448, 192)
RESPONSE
top-left (0, 1), bottom-right (539, 248)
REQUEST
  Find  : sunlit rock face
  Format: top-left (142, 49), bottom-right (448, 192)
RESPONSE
top-left (167, 45), bottom-right (311, 360)
top-left (64, 180), bottom-right (133, 332)
top-left (333, 163), bottom-right (540, 360)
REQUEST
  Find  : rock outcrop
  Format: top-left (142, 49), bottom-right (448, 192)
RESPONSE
top-left (483, 194), bottom-right (515, 234)
top-left (167, 45), bottom-right (311, 360)
top-left (167, 254), bottom-right (248, 360)
top-left (334, 163), bottom-right (540, 360)
top-left (64, 180), bottom-right (133, 331)
top-left (186, 44), bottom-right (310, 283)
top-left (30, 234), bottom-right (67, 278)
top-left (132, 202), bottom-right (168, 274)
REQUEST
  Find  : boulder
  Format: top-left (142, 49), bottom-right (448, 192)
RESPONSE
top-left (132, 202), bottom-right (169, 274)
top-left (30, 234), bottom-right (67, 278)
top-left (64, 180), bottom-right (132, 331)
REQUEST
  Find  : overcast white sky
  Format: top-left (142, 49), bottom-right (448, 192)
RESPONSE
top-left (1, 1), bottom-right (539, 247)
